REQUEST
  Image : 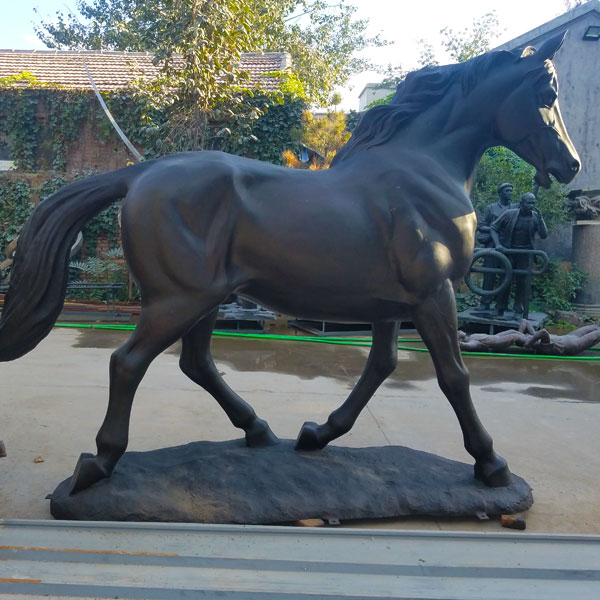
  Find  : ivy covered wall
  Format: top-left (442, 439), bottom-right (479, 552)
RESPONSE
top-left (0, 76), bottom-right (305, 261)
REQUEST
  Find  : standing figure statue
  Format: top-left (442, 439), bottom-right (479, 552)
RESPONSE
top-left (491, 192), bottom-right (548, 317)
top-left (476, 183), bottom-right (515, 310)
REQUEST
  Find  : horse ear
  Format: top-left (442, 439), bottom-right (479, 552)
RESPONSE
top-left (535, 31), bottom-right (567, 60)
top-left (520, 46), bottom-right (537, 58)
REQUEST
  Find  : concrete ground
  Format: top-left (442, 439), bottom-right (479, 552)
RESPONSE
top-left (1, 326), bottom-right (599, 534)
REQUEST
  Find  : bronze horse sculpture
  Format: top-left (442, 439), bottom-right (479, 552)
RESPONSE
top-left (0, 33), bottom-right (579, 494)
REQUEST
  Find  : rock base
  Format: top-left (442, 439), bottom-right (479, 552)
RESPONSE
top-left (51, 440), bottom-right (533, 523)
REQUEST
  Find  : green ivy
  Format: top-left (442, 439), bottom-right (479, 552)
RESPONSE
top-left (0, 90), bottom-right (41, 171)
top-left (0, 79), bottom-right (93, 172)
top-left (44, 91), bottom-right (91, 171)
top-left (38, 175), bottom-right (69, 201)
top-left (81, 203), bottom-right (121, 257)
top-left (0, 173), bottom-right (119, 265)
top-left (0, 76), bottom-right (305, 275)
top-left (237, 95), bottom-right (305, 164)
top-left (0, 74), bottom-right (304, 170)
top-left (0, 176), bottom-right (33, 257)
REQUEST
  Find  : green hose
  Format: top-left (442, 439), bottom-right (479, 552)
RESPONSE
top-left (53, 322), bottom-right (600, 361)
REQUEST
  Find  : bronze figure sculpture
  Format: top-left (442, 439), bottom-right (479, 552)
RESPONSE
top-left (457, 328), bottom-right (530, 353)
top-left (491, 192), bottom-right (549, 317)
top-left (476, 182), bottom-right (515, 311)
top-left (0, 33), bottom-right (580, 495)
top-left (459, 320), bottom-right (600, 356)
top-left (521, 322), bottom-right (600, 356)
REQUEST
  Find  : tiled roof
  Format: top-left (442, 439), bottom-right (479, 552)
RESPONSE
top-left (0, 49), bottom-right (291, 92)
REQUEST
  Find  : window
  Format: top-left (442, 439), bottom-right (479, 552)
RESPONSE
top-left (0, 137), bottom-right (14, 171)
top-left (582, 25), bottom-right (600, 41)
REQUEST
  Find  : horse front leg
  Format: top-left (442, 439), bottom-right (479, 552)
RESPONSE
top-left (296, 322), bottom-right (398, 450)
top-left (413, 280), bottom-right (512, 487)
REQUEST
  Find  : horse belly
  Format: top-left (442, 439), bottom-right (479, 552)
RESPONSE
top-left (233, 226), bottom-right (411, 321)
top-left (240, 281), bottom-right (413, 323)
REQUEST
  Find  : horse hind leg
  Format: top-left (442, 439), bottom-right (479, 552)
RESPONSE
top-left (296, 321), bottom-right (398, 450)
top-left (179, 309), bottom-right (279, 447)
top-left (413, 280), bottom-right (512, 487)
top-left (69, 297), bottom-right (214, 494)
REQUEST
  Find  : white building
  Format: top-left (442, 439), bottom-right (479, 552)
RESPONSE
top-left (357, 83), bottom-right (396, 112)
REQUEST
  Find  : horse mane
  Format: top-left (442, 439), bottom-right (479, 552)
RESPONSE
top-left (331, 50), bottom-right (518, 166)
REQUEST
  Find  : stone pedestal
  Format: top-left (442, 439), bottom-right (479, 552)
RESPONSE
top-left (572, 221), bottom-right (600, 316)
top-left (50, 440), bottom-right (533, 524)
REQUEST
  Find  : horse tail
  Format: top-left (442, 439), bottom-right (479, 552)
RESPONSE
top-left (0, 163), bottom-right (148, 361)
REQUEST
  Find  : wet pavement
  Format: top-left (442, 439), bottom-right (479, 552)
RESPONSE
top-left (2, 327), bottom-right (599, 533)
top-left (73, 329), bottom-right (600, 403)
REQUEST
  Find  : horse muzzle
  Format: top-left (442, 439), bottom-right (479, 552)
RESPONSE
top-left (532, 126), bottom-right (581, 188)
top-left (545, 153), bottom-right (581, 185)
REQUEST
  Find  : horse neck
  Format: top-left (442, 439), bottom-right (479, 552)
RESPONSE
top-left (351, 93), bottom-right (496, 194)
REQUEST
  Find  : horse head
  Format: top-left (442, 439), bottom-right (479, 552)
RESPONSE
top-left (493, 32), bottom-right (580, 188)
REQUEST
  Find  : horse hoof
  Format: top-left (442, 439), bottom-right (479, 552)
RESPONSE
top-left (68, 453), bottom-right (109, 495)
top-left (245, 419), bottom-right (280, 448)
top-left (295, 421), bottom-right (327, 451)
top-left (474, 454), bottom-right (513, 488)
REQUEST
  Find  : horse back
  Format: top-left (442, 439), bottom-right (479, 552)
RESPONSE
top-left (121, 151), bottom-right (475, 315)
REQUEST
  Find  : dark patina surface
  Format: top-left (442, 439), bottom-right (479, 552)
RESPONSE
top-left (0, 34), bottom-right (580, 509)
top-left (51, 440), bottom-right (533, 523)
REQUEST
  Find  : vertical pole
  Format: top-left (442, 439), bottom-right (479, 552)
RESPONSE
top-left (523, 252), bottom-right (532, 319)
top-left (83, 62), bottom-right (143, 163)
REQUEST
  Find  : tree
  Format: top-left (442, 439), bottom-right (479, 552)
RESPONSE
top-left (364, 11), bottom-right (499, 111)
top-left (34, 0), bottom-right (384, 106)
top-left (472, 146), bottom-right (568, 232)
top-left (374, 64), bottom-right (407, 90)
top-left (563, 0), bottom-right (586, 10)
top-left (416, 39), bottom-right (439, 68)
top-left (437, 11), bottom-right (500, 63)
top-left (293, 110), bottom-right (350, 166)
top-left (142, 0), bottom-right (269, 152)
top-left (37, 0), bottom-right (299, 152)
top-left (329, 92), bottom-right (342, 111)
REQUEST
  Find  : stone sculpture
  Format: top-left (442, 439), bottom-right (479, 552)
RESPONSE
top-left (567, 190), bottom-right (600, 220)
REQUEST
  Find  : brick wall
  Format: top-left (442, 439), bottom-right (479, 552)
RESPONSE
top-left (0, 171), bottom-right (56, 204)
top-left (66, 118), bottom-right (140, 174)
top-left (2, 96), bottom-right (139, 258)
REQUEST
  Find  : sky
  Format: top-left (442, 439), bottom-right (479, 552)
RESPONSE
top-left (0, 0), bottom-right (575, 109)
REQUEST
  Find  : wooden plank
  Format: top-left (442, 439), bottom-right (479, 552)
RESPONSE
top-left (1, 520), bottom-right (599, 599)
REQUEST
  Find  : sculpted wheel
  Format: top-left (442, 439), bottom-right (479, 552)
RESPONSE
top-left (465, 249), bottom-right (512, 297)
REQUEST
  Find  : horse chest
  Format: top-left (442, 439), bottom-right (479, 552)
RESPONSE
top-left (389, 210), bottom-right (476, 291)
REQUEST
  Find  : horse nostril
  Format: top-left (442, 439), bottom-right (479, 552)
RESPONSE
top-left (571, 159), bottom-right (580, 172)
